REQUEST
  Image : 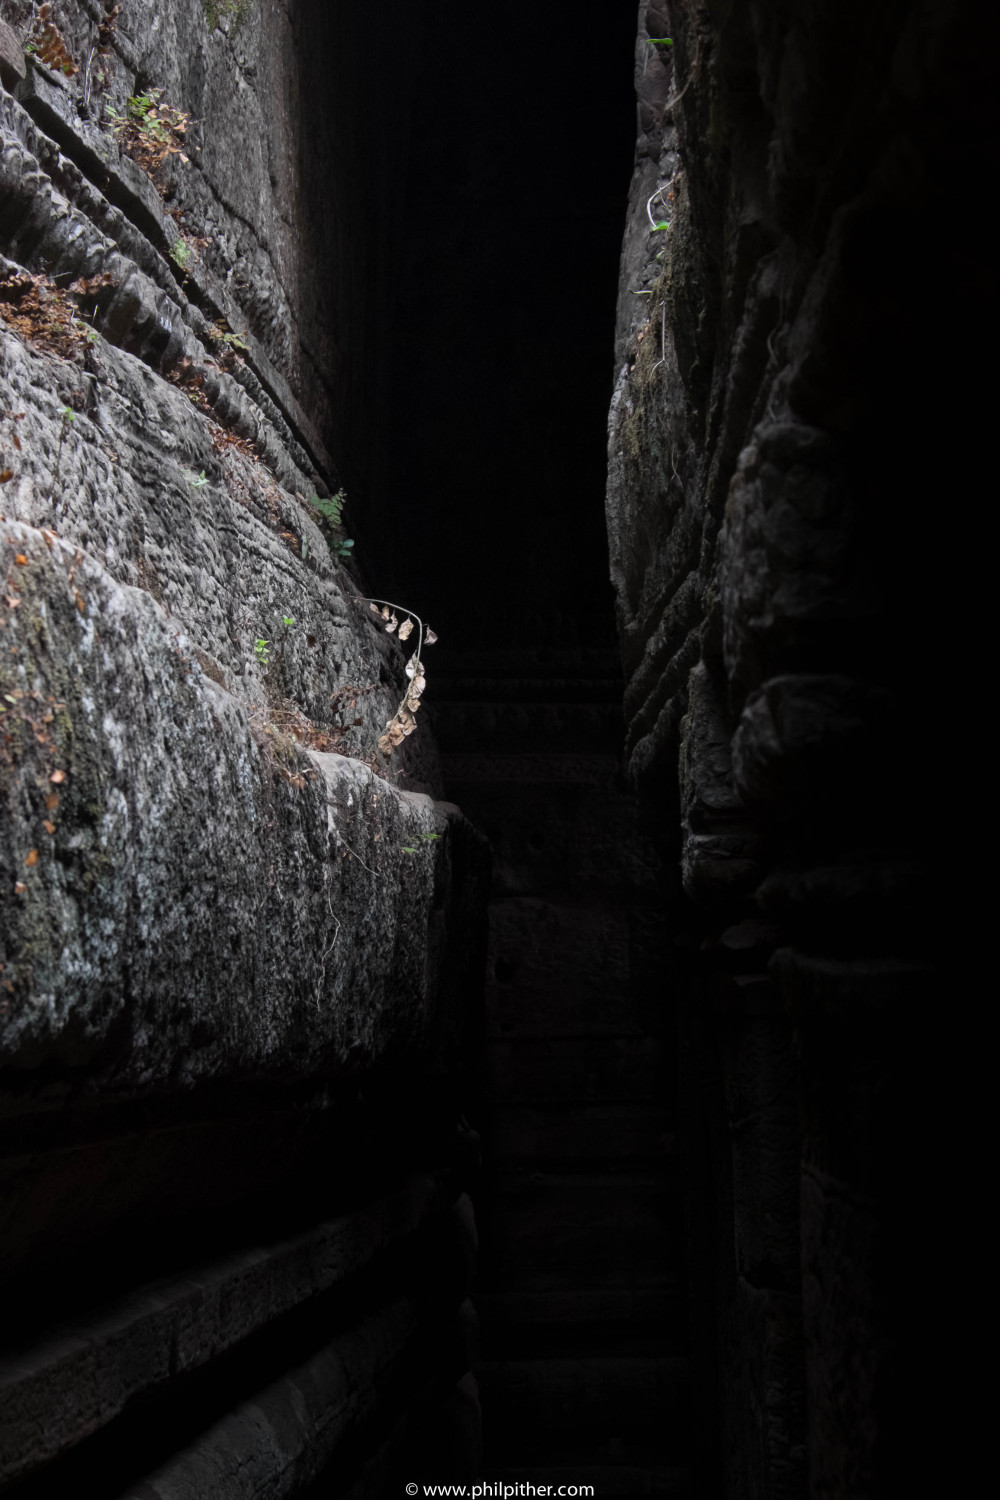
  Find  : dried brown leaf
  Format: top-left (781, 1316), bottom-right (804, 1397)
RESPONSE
top-left (425, 627), bottom-right (438, 645)
top-left (397, 618), bottom-right (414, 641)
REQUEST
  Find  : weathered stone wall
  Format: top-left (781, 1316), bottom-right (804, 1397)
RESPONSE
top-left (607, 2), bottom-right (971, 1495)
top-left (1, 3), bottom-right (488, 1492)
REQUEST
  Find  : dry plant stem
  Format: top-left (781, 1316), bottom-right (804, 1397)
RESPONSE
top-left (661, 34), bottom-right (701, 114)
top-left (647, 186), bottom-right (670, 228)
top-left (358, 597), bottom-right (425, 675)
top-left (355, 595), bottom-right (425, 713)
top-left (47, 413), bottom-right (69, 508)
top-left (339, 840), bottom-right (376, 875)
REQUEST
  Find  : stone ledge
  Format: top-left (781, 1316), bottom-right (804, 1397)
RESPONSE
top-left (0, 1174), bottom-right (443, 1487)
top-left (116, 1295), bottom-right (421, 1500)
top-left (0, 521), bottom-right (486, 1092)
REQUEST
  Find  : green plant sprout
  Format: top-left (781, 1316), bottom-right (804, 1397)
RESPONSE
top-left (203, 0), bottom-right (254, 31)
top-left (169, 239), bottom-right (192, 270)
top-left (46, 404), bottom-right (74, 506)
top-left (647, 185), bottom-right (671, 232)
top-left (187, 469), bottom-right (208, 487)
top-left (648, 37), bottom-right (673, 46)
top-left (401, 832), bottom-right (442, 854)
top-left (105, 89), bottom-right (193, 172)
top-left (308, 491), bottom-right (355, 562)
top-left (254, 638), bottom-right (270, 665)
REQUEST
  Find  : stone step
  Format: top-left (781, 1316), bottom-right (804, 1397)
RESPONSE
top-left (480, 1464), bottom-right (692, 1497)
top-left (430, 646), bottom-right (623, 679)
top-left (477, 1285), bottom-right (689, 1359)
top-left (485, 898), bottom-right (667, 1037)
top-left (476, 1284), bottom-right (689, 1344)
top-left (431, 678), bottom-right (625, 703)
top-left (475, 1172), bottom-right (683, 1290)
top-left (484, 1033), bottom-right (669, 1104)
top-left (477, 1355), bottom-right (691, 1457)
top-left (427, 698), bottom-right (624, 752)
top-left (483, 1103), bottom-right (676, 1170)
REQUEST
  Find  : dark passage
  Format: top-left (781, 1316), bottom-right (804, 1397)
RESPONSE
top-left (305, 4), bottom-right (681, 1484)
top-left (0, 0), bottom-right (978, 1495)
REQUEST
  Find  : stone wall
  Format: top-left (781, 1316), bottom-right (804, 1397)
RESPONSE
top-left (0, 3), bottom-right (488, 1492)
top-left (607, 2), bottom-right (971, 1495)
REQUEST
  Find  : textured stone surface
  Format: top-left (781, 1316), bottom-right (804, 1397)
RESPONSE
top-left (116, 1296), bottom-right (421, 1500)
top-left (0, 518), bottom-right (479, 1087)
top-left (0, 0), bottom-right (486, 1090)
top-left (605, 1), bottom-right (969, 1495)
top-left (0, 7), bottom-right (488, 1493)
top-left (0, 1175), bottom-right (441, 1485)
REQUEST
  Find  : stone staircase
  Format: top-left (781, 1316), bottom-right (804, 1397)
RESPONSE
top-left (431, 649), bottom-right (692, 1496)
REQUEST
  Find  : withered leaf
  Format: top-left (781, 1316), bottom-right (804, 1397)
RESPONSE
top-left (384, 612), bottom-right (398, 633)
top-left (14, 881), bottom-right (26, 895)
top-left (370, 603), bottom-right (380, 615)
top-left (398, 618), bottom-right (414, 641)
top-left (425, 628), bottom-right (438, 645)
top-left (45, 792), bottom-right (60, 811)
top-left (25, 849), bottom-right (38, 867)
top-left (14, 554), bottom-right (27, 565)
top-left (75, 592), bottom-right (85, 613)
top-left (49, 769), bottom-right (66, 783)
top-left (0, 470), bottom-right (13, 484)
top-left (380, 605), bottom-right (390, 620)
top-left (43, 820), bottom-right (56, 834)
